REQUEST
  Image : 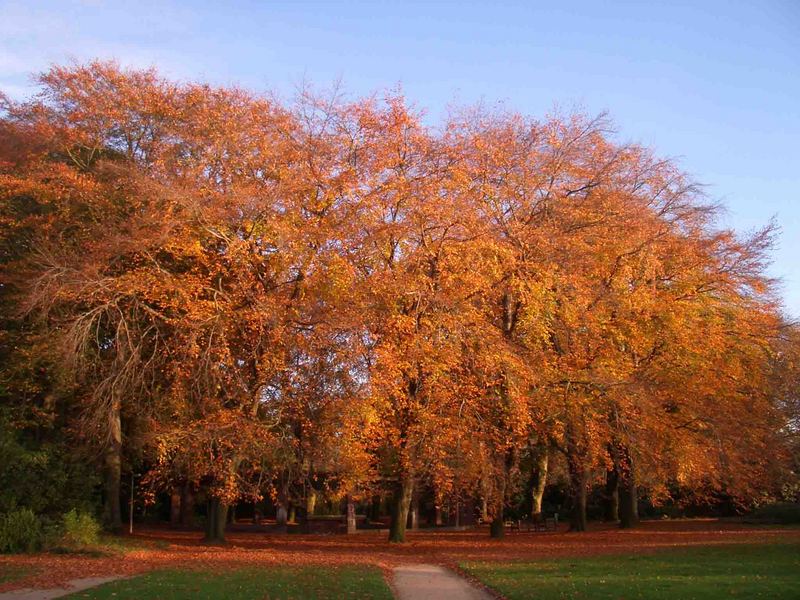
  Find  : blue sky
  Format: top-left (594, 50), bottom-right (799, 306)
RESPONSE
top-left (2, 1), bottom-right (798, 317)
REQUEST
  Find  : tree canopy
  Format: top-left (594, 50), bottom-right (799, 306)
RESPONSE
top-left (0, 62), bottom-right (797, 542)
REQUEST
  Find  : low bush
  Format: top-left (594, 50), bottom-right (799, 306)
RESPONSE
top-left (62, 509), bottom-right (101, 548)
top-left (0, 508), bottom-right (44, 553)
top-left (751, 502), bottom-right (800, 524)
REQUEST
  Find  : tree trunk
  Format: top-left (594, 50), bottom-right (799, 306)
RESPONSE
top-left (490, 502), bottom-right (505, 539)
top-left (103, 398), bottom-right (123, 532)
top-left (490, 469), bottom-right (507, 540)
top-left (276, 504), bottom-right (288, 527)
top-left (492, 438), bottom-right (520, 537)
top-left (618, 446), bottom-right (639, 529)
top-left (288, 504), bottom-right (296, 524)
top-left (370, 495), bottom-right (381, 521)
top-left (389, 473), bottom-right (414, 543)
top-left (568, 457), bottom-right (588, 532)
top-left (346, 496), bottom-right (357, 534)
top-left (531, 446), bottom-right (549, 516)
top-left (169, 487), bottom-right (181, 527)
top-left (603, 465), bottom-right (619, 522)
top-left (306, 489), bottom-right (317, 517)
top-left (276, 485), bottom-right (288, 528)
top-left (180, 483), bottom-right (195, 527)
top-left (407, 493), bottom-right (419, 530)
top-left (204, 498), bottom-right (228, 543)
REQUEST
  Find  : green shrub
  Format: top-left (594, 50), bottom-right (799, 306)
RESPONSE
top-left (0, 411), bottom-right (100, 518)
top-left (0, 508), bottom-right (43, 553)
top-left (62, 509), bottom-right (100, 547)
top-left (751, 502), bottom-right (800, 524)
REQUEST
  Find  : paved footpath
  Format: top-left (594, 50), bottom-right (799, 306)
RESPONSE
top-left (393, 564), bottom-right (494, 600)
top-left (0, 576), bottom-right (123, 600)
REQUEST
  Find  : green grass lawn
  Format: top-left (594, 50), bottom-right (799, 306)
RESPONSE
top-left (462, 542), bottom-right (800, 599)
top-left (64, 565), bottom-right (393, 599)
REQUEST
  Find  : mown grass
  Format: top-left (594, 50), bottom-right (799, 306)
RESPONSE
top-left (462, 542), bottom-right (800, 599)
top-left (64, 565), bottom-right (393, 599)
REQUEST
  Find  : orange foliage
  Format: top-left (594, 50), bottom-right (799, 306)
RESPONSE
top-left (0, 62), bottom-right (794, 541)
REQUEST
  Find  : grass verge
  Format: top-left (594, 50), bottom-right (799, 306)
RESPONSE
top-left (462, 542), bottom-right (800, 599)
top-left (64, 565), bottom-right (393, 599)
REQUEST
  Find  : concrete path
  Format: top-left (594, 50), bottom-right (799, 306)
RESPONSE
top-left (393, 564), bottom-right (493, 600)
top-left (0, 576), bottom-right (123, 600)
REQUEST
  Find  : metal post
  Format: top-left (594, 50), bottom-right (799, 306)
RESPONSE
top-left (129, 472), bottom-right (135, 534)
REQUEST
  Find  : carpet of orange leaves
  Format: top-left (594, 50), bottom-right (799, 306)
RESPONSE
top-left (1, 520), bottom-right (798, 592)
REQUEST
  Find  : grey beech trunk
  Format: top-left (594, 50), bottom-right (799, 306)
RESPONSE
top-left (407, 492), bottom-right (419, 530)
top-left (567, 456), bottom-right (588, 532)
top-left (205, 498), bottom-right (228, 543)
top-left (531, 446), bottom-right (549, 515)
top-left (490, 503), bottom-right (505, 539)
top-left (388, 473), bottom-right (414, 543)
top-left (370, 495), bottom-right (381, 521)
top-left (103, 397), bottom-right (123, 532)
top-left (618, 446), bottom-right (639, 528)
top-left (169, 487), bottom-right (181, 527)
top-left (603, 465), bottom-right (619, 522)
top-left (346, 496), bottom-right (357, 534)
top-left (306, 489), bottom-right (317, 516)
top-left (180, 483), bottom-right (195, 526)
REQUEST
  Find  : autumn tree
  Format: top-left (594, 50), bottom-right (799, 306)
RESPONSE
top-left (1, 62), bottom-right (793, 542)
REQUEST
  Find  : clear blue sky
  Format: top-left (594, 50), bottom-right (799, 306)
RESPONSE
top-left (2, 1), bottom-right (798, 317)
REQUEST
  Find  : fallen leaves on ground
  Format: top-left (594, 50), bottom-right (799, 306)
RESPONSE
top-left (1, 520), bottom-right (798, 592)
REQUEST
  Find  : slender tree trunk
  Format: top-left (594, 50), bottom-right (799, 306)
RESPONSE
top-left (103, 398), bottom-right (123, 532)
top-left (490, 470), bottom-right (507, 540)
top-left (603, 465), bottom-right (619, 522)
top-left (489, 434), bottom-right (518, 538)
top-left (407, 492), bottom-right (419, 530)
top-left (618, 446), bottom-right (639, 529)
top-left (531, 446), bottom-right (549, 516)
top-left (276, 484), bottom-right (288, 528)
top-left (370, 495), bottom-right (381, 521)
top-left (567, 456), bottom-right (588, 532)
top-left (490, 502), bottom-right (505, 539)
top-left (288, 504), bottom-right (296, 524)
top-left (389, 473), bottom-right (414, 543)
top-left (180, 483), bottom-right (195, 527)
top-left (306, 489), bottom-right (317, 517)
top-left (276, 504), bottom-right (288, 527)
top-left (346, 496), bottom-right (357, 534)
top-left (204, 498), bottom-right (228, 543)
top-left (170, 487), bottom-right (181, 527)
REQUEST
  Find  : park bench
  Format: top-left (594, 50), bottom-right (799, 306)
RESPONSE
top-left (514, 513), bottom-right (558, 532)
top-left (303, 514), bottom-right (367, 534)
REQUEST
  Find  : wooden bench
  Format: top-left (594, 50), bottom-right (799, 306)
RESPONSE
top-left (303, 514), bottom-right (367, 534)
top-left (516, 513), bottom-right (558, 532)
